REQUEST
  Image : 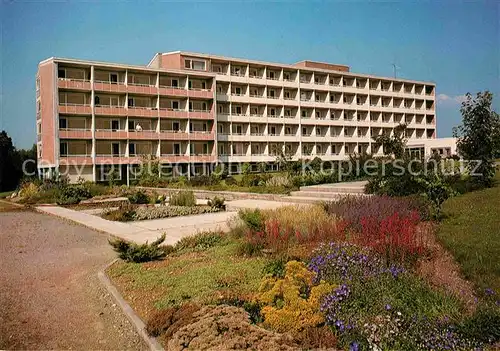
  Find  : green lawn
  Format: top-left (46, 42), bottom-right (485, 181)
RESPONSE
top-left (0, 191), bottom-right (14, 199)
top-left (437, 172), bottom-right (500, 295)
top-left (107, 241), bottom-right (268, 319)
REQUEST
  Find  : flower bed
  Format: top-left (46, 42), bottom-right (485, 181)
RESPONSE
top-left (102, 204), bottom-right (223, 222)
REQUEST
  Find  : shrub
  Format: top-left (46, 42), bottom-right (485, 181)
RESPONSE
top-left (262, 258), bottom-right (286, 278)
top-left (174, 231), bottom-right (224, 251)
top-left (132, 205), bottom-right (220, 221)
top-left (207, 196), bottom-right (225, 210)
top-left (108, 233), bottom-right (168, 262)
top-left (265, 175), bottom-right (292, 188)
top-left (166, 305), bottom-right (297, 350)
top-left (56, 184), bottom-right (92, 205)
top-left (127, 190), bottom-right (149, 204)
top-left (102, 204), bottom-right (136, 222)
top-left (145, 304), bottom-right (200, 338)
top-left (188, 175), bottom-right (217, 187)
top-left (257, 260), bottom-right (336, 334)
top-left (169, 190), bottom-right (196, 207)
top-left (458, 304), bottom-right (500, 344)
top-left (224, 176), bottom-right (238, 186)
top-left (238, 208), bottom-right (264, 232)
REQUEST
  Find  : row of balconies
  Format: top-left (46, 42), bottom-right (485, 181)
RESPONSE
top-left (58, 77), bottom-right (214, 99)
top-left (218, 93), bottom-right (434, 111)
top-left (212, 65), bottom-right (434, 96)
top-left (58, 103), bottom-right (214, 119)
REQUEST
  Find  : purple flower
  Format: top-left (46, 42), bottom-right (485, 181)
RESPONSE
top-left (385, 304), bottom-right (392, 310)
top-left (350, 341), bottom-right (359, 351)
top-left (485, 288), bottom-right (495, 296)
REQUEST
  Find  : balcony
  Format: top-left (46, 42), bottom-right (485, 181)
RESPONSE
top-left (58, 78), bottom-right (91, 91)
top-left (158, 85), bottom-right (188, 97)
top-left (127, 83), bottom-right (158, 95)
top-left (188, 88), bottom-right (213, 99)
top-left (127, 106), bottom-right (158, 118)
top-left (59, 128), bottom-right (92, 139)
top-left (95, 155), bottom-right (130, 164)
top-left (190, 131), bottom-right (215, 141)
top-left (159, 108), bottom-right (188, 119)
top-left (94, 130), bottom-right (128, 140)
top-left (160, 154), bottom-right (190, 163)
top-left (93, 81), bottom-right (127, 93)
top-left (159, 131), bottom-right (189, 140)
top-left (59, 155), bottom-right (92, 165)
top-left (94, 104), bottom-right (127, 116)
top-left (189, 109), bottom-right (213, 120)
top-left (128, 130), bottom-right (158, 140)
top-left (58, 103), bottom-right (92, 115)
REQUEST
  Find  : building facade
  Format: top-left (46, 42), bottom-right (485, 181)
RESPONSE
top-left (36, 51), bottom-right (440, 182)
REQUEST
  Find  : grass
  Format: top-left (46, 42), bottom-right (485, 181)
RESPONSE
top-left (0, 191), bottom-right (14, 199)
top-left (107, 240), bottom-right (268, 318)
top-left (437, 172), bottom-right (500, 295)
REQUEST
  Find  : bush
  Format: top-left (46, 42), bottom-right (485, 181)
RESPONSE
top-left (166, 305), bottom-right (297, 350)
top-left (132, 205), bottom-right (221, 221)
top-left (224, 176), bottom-right (238, 186)
top-left (262, 258), bottom-right (286, 278)
top-left (188, 175), bottom-right (218, 187)
top-left (102, 204), bottom-right (136, 222)
top-left (127, 190), bottom-right (149, 204)
top-left (108, 233), bottom-right (168, 262)
top-left (265, 175), bottom-right (292, 188)
top-left (238, 208), bottom-right (264, 232)
top-left (175, 231), bottom-right (224, 251)
top-left (459, 304), bottom-right (500, 344)
top-left (56, 184), bottom-right (92, 205)
top-left (169, 190), bottom-right (196, 207)
top-left (257, 261), bottom-right (336, 334)
top-left (207, 196), bottom-right (225, 210)
top-left (145, 304), bottom-right (200, 338)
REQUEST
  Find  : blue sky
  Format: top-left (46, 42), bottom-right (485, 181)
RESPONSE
top-left (1, 1), bottom-right (498, 148)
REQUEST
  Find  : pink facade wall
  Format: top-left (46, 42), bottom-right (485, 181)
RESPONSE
top-left (38, 62), bottom-right (56, 166)
top-left (159, 53), bottom-right (182, 70)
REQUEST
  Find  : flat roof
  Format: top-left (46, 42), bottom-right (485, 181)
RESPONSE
top-left (158, 51), bottom-right (435, 85)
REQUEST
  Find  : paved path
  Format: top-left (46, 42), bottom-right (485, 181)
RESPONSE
top-left (0, 209), bottom-right (146, 350)
top-left (37, 206), bottom-right (237, 244)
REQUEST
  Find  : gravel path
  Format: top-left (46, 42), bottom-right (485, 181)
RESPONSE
top-left (0, 209), bottom-right (147, 350)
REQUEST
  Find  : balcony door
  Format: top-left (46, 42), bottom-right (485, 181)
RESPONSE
top-left (112, 143), bottom-right (120, 156)
top-left (111, 120), bottom-right (120, 131)
top-left (173, 143), bottom-right (181, 155)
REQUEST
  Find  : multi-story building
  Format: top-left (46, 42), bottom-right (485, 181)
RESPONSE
top-left (36, 51), bottom-right (440, 182)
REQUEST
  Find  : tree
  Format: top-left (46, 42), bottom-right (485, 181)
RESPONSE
top-left (0, 131), bottom-right (21, 191)
top-left (373, 124), bottom-right (408, 159)
top-left (453, 92), bottom-right (499, 186)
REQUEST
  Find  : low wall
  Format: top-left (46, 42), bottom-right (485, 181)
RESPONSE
top-left (136, 187), bottom-right (290, 202)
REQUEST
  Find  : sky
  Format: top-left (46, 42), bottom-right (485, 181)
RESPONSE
top-left (1, 1), bottom-right (499, 149)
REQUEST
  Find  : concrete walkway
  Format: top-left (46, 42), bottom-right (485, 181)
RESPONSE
top-left (36, 206), bottom-right (236, 245)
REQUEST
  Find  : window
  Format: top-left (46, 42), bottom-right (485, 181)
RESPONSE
top-left (184, 59), bottom-right (206, 71)
top-left (112, 143), bottom-right (120, 156)
top-left (128, 98), bottom-right (135, 107)
top-left (284, 72), bottom-right (290, 81)
top-left (268, 89), bottom-right (275, 98)
top-left (59, 118), bottom-right (67, 129)
top-left (235, 87), bottom-right (241, 95)
top-left (235, 125), bottom-right (242, 134)
top-left (110, 73), bottom-right (118, 83)
top-left (316, 94), bottom-right (321, 102)
top-left (284, 91), bottom-right (290, 99)
top-left (173, 121), bottom-right (180, 131)
top-left (286, 127), bottom-right (292, 135)
top-left (94, 96), bottom-right (100, 105)
top-left (201, 81), bottom-right (206, 89)
top-left (128, 120), bottom-right (135, 130)
top-left (302, 127), bottom-right (307, 135)
top-left (129, 143), bottom-right (136, 155)
top-left (218, 124), bottom-right (224, 133)
top-left (235, 106), bottom-right (242, 114)
top-left (172, 101), bottom-right (179, 110)
top-left (203, 144), bottom-right (209, 154)
top-left (60, 142), bottom-right (68, 156)
top-left (301, 110), bottom-right (307, 118)
top-left (269, 108), bottom-right (276, 116)
top-left (111, 120), bottom-right (120, 131)
top-left (171, 79), bottom-right (178, 87)
top-left (174, 143), bottom-right (181, 155)
top-left (268, 71), bottom-right (275, 79)
top-left (270, 126), bottom-right (276, 135)
top-left (58, 69), bottom-right (66, 79)
top-left (218, 105), bottom-right (223, 113)
top-left (285, 109), bottom-right (291, 117)
top-left (37, 123), bottom-right (42, 134)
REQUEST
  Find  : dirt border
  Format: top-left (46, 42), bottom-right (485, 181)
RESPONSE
top-left (98, 259), bottom-right (164, 351)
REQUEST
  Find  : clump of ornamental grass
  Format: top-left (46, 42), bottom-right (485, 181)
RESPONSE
top-left (108, 233), bottom-right (168, 262)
